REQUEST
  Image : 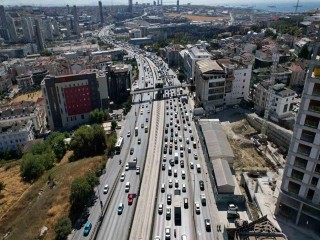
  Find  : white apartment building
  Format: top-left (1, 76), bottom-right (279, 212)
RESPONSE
top-left (0, 120), bottom-right (34, 152)
top-left (218, 59), bottom-right (252, 105)
top-left (195, 59), bottom-right (252, 111)
top-left (253, 82), bottom-right (296, 120)
top-left (183, 45), bottom-right (212, 82)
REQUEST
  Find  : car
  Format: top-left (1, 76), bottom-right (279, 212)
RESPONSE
top-left (165, 228), bottom-right (171, 240)
top-left (186, 138), bottom-right (189, 144)
top-left (195, 202), bottom-right (201, 214)
top-left (166, 207), bottom-right (171, 220)
top-left (147, 110), bottom-right (150, 113)
top-left (182, 184), bottom-right (186, 192)
top-left (127, 131), bottom-right (131, 137)
top-left (184, 197), bottom-right (188, 208)
top-left (205, 219), bottom-right (211, 231)
top-left (162, 163), bottom-right (166, 170)
top-left (199, 180), bottom-right (205, 191)
top-left (169, 148), bottom-right (172, 154)
top-left (175, 180), bottom-right (179, 188)
top-left (175, 131), bottom-right (178, 137)
top-left (168, 179), bottom-right (173, 188)
top-left (174, 169), bottom-right (178, 177)
top-left (167, 193), bottom-right (172, 205)
top-left (117, 203), bottom-right (124, 214)
top-left (130, 148), bottom-right (134, 155)
top-left (180, 160), bottom-right (184, 168)
top-left (103, 184), bottom-right (109, 194)
top-left (174, 138), bottom-right (177, 144)
top-left (125, 163), bottom-right (129, 171)
top-left (146, 118), bottom-right (149, 122)
top-left (228, 203), bottom-right (238, 211)
top-left (158, 204), bottom-right (163, 214)
top-left (163, 147), bottom-right (167, 154)
top-left (179, 136), bottom-right (182, 142)
top-left (140, 110), bottom-right (143, 115)
top-left (194, 153), bottom-right (198, 160)
top-left (141, 123), bottom-right (144, 128)
top-left (188, 147), bottom-right (191, 153)
top-left (161, 183), bottom-right (165, 193)
top-left (136, 166), bottom-right (140, 174)
top-left (189, 128), bottom-right (192, 133)
top-left (128, 194), bottom-right (134, 205)
top-left (180, 151), bottom-right (184, 157)
top-left (165, 128), bottom-right (168, 133)
top-left (169, 159), bottom-right (174, 166)
top-left (138, 138), bottom-right (141, 144)
top-left (165, 135), bottom-right (168, 141)
top-left (120, 172), bottom-right (125, 182)
top-left (184, 125), bottom-right (187, 131)
top-left (83, 221), bottom-right (92, 236)
top-left (163, 156), bottom-right (167, 162)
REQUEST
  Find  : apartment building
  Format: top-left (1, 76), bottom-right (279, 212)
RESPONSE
top-left (0, 120), bottom-right (34, 152)
top-left (16, 74), bottom-right (34, 92)
top-left (253, 82), bottom-right (296, 120)
top-left (195, 59), bottom-right (252, 111)
top-left (276, 30), bottom-right (320, 235)
top-left (41, 70), bottom-right (109, 130)
top-left (183, 45), bottom-right (212, 82)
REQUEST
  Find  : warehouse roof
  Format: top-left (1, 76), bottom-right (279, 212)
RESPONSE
top-left (199, 120), bottom-right (234, 161)
top-left (212, 158), bottom-right (235, 190)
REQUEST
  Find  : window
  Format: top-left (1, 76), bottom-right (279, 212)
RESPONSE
top-left (288, 181), bottom-right (300, 195)
top-left (315, 164), bottom-right (320, 175)
top-left (306, 189), bottom-right (315, 201)
top-left (283, 104), bottom-right (288, 112)
top-left (293, 157), bottom-right (308, 169)
top-left (291, 169), bottom-right (304, 182)
top-left (297, 144), bottom-right (311, 156)
top-left (81, 114), bottom-right (84, 119)
top-left (244, 73), bottom-right (246, 76)
top-left (311, 177), bottom-right (318, 187)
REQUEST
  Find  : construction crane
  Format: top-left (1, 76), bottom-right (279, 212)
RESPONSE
top-left (260, 49), bottom-right (279, 137)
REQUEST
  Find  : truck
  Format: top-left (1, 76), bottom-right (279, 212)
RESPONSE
top-left (128, 161), bottom-right (137, 170)
top-left (174, 153), bottom-right (179, 164)
top-left (174, 196), bottom-right (182, 226)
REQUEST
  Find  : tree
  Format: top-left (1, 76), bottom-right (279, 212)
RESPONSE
top-left (20, 154), bottom-right (45, 181)
top-left (85, 171), bottom-right (99, 188)
top-left (250, 24), bottom-right (261, 33)
top-left (299, 44), bottom-right (311, 59)
top-left (178, 73), bottom-right (185, 82)
top-left (55, 216), bottom-right (72, 240)
top-left (70, 176), bottom-right (93, 211)
top-left (51, 134), bottom-right (67, 161)
top-left (89, 109), bottom-right (109, 124)
top-left (0, 181), bottom-right (5, 193)
top-left (111, 120), bottom-right (117, 131)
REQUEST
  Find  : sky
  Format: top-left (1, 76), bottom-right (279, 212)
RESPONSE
top-left (2, 0), bottom-right (319, 7)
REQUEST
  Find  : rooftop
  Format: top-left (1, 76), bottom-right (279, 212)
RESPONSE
top-left (196, 59), bottom-right (224, 74)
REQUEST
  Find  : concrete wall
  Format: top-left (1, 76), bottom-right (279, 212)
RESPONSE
top-left (246, 113), bottom-right (292, 151)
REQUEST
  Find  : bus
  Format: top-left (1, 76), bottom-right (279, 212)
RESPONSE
top-left (115, 136), bottom-right (124, 154)
top-left (144, 126), bottom-right (148, 133)
top-left (135, 127), bottom-right (138, 136)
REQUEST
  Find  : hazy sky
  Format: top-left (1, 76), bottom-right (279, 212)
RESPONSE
top-left (2, 0), bottom-right (319, 6)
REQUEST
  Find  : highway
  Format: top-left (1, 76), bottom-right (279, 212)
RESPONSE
top-left (96, 54), bottom-right (156, 239)
top-left (74, 25), bottom-right (223, 240)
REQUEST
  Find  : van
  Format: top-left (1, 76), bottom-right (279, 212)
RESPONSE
top-left (125, 182), bottom-right (130, 192)
top-left (168, 166), bottom-right (172, 176)
top-left (196, 164), bottom-right (201, 173)
top-left (181, 170), bottom-right (186, 179)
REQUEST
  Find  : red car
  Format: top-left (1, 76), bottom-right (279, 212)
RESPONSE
top-left (128, 194), bottom-right (134, 205)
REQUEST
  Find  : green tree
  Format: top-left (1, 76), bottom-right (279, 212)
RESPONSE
top-left (0, 181), bottom-right (5, 193)
top-left (178, 73), bottom-right (185, 82)
top-left (91, 124), bottom-right (106, 154)
top-left (299, 44), bottom-right (311, 59)
top-left (51, 134), bottom-right (67, 161)
top-left (250, 24), bottom-right (261, 33)
top-left (85, 171), bottom-right (99, 188)
top-left (265, 29), bottom-right (276, 38)
top-left (55, 216), bottom-right (72, 240)
top-left (111, 120), bottom-right (117, 131)
top-left (20, 153), bottom-right (45, 181)
top-left (106, 132), bottom-right (117, 155)
top-left (70, 176), bottom-right (93, 211)
top-left (89, 109), bottom-right (109, 124)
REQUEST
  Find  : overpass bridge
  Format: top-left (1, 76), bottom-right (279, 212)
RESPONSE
top-left (130, 83), bottom-right (192, 95)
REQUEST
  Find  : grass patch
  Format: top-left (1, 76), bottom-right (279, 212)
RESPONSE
top-left (0, 155), bottom-right (106, 240)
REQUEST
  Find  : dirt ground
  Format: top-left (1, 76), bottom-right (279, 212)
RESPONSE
top-left (168, 13), bottom-right (229, 22)
top-left (10, 90), bottom-right (42, 103)
top-left (222, 119), bottom-right (274, 171)
top-left (0, 155), bottom-right (105, 240)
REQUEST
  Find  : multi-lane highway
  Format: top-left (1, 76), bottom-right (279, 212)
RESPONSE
top-left (72, 26), bottom-right (221, 240)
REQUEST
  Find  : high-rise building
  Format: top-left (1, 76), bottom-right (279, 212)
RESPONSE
top-left (66, 4), bottom-right (70, 14)
top-left (43, 19), bottom-right (53, 41)
top-left (34, 19), bottom-right (46, 51)
top-left (41, 70), bottom-right (109, 130)
top-left (6, 14), bottom-right (18, 42)
top-left (276, 29), bottom-right (320, 235)
top-left (99, 1), bottom-right (104, 25)
top-left (72, 5), bottom-right (80, 36)
top-left (0, 6), bottom-right (7, 28)
top-left (128, 0), bottom-right (133, 13)
top-left (52, 18), bottom-right (60, 36)
top-left (22, 17), bottom-right (33, 42)
top-left (27, 17), bottom-right (34, 39)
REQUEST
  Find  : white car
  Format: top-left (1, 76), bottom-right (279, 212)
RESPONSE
top-left (182, 184), bottom-right (186, 192)
top-left (120, 172), bottom-right (125, 182)
top-left (127, 131), bottom-right (131, 137)
top-left (194, 153), bottom-right (198, 160)
top-left (195, 202), bottom-right (201, 214)
top-left (125, 163), bottom-right (129, 171)
top-left (158, 204), bottom-right (163, 214)
top-left (103, 184), bottom-right (109, 194)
